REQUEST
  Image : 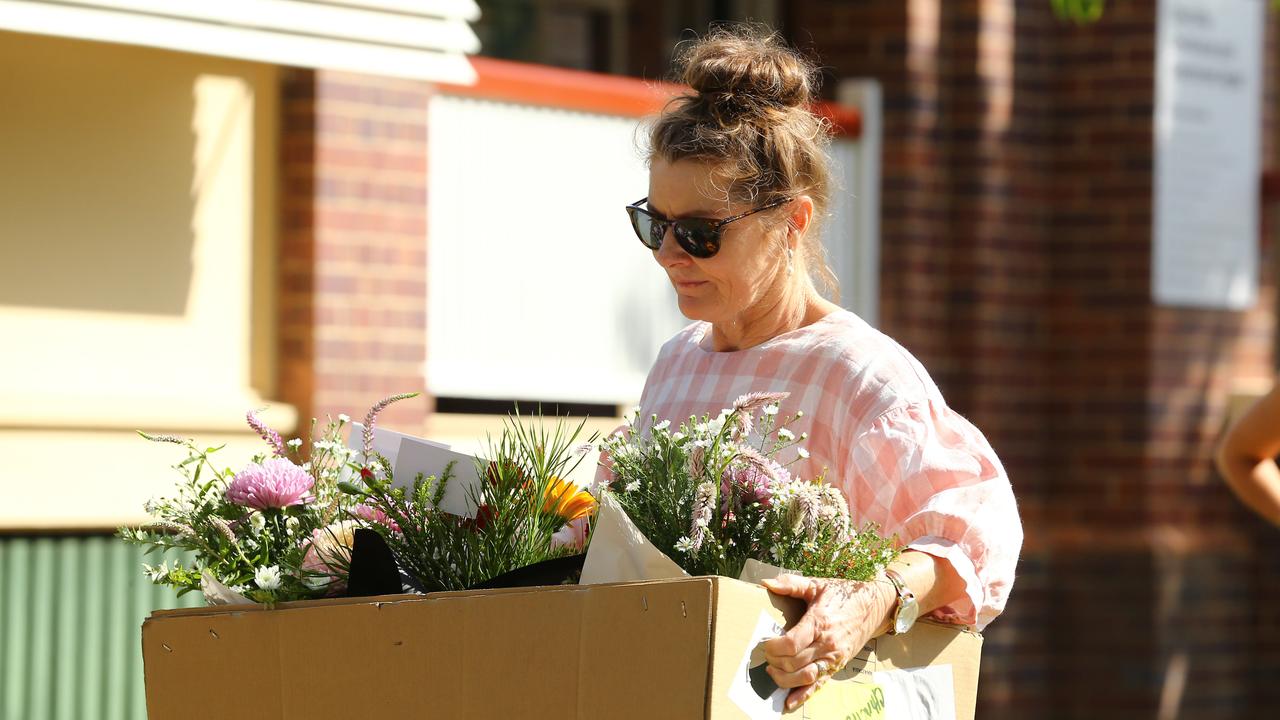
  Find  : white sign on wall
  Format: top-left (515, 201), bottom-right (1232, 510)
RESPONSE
top-left (1153, 0), bottom-right (1264, 309)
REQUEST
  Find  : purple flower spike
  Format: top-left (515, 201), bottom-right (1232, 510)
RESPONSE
top-left (246, 409), bottom-right (287, 458)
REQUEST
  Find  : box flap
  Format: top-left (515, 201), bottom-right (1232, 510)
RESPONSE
top-left (703, 577), bottom-right (982, 720)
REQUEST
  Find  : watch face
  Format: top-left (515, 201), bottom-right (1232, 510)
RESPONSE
top-left (895, 600), bottom-right (920, 635)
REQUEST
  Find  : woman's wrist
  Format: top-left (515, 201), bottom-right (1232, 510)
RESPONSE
top-left (871, 577), bottom-right (899, 636)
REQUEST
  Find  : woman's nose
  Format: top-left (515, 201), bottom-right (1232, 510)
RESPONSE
top-left (654, 226), bottom-right (687, 266)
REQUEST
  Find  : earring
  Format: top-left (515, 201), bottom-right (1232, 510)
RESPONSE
top-left (786, 247), bottom-right (794, 276)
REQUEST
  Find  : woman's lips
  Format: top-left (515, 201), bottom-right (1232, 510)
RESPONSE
top-left (673, 279), bottom-right (708, 291)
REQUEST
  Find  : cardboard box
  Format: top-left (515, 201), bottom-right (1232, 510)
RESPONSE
top-left (142, 577), bottom-right (981, 719)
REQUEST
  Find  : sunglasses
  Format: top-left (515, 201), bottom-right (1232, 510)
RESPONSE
top-left (624, 196), bottom-right (792, 259)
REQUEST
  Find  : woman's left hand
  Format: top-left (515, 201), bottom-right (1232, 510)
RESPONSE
top-left (759, 574), bottom-right (896, 711)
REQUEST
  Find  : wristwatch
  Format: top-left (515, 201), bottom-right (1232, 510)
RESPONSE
top-left (883, 568), bottom-right (919, 635)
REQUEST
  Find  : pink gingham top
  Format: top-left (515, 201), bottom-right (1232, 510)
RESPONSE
top-left (631, 310), bottom-right (1021, 630)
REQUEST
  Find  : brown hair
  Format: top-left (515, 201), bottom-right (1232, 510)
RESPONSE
top-left (649, 25), bottom-right (838, 297)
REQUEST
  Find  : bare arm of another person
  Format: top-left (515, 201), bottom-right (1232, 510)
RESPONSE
top-left (759, 550), bottom-right (967, 711)
top-left (1215, 380), bottom-right (1280, 526)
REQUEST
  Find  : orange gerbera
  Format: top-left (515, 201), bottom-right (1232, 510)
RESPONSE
top-left (541, 476), bottom-right (596, 522)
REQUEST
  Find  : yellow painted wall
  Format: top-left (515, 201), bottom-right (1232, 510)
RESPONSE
top-left (0, 31), bottom-right (290, 528)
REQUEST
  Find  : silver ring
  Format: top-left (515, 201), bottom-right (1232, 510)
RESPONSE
top-left (812, 659), bottom-right (829, 677)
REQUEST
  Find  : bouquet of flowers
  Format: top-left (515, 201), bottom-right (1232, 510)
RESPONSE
top-left (339, 411), bottom-right (598, 592)
top-left (599, 392), bottom-right (898, 582)
top-left (119, 393), bottom-right (417, 603)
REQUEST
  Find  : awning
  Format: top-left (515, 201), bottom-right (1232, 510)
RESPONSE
top-left (0, 0), bottom-right (479, 83)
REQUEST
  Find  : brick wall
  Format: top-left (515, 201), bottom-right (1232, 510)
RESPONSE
top-left (278, 69), bottom-right (431, 433)
top-left (784, 0), bottom-right (1280, 717)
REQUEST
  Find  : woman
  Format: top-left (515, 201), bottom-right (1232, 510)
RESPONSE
top-left (1215, 381), bottom-right (1280, 526)
top-left (622, 28), bottom-right (1023, 711)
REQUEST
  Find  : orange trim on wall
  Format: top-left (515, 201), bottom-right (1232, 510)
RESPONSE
top-left (815, 104), bottom-right (861, 138)
top-left (441, 57), bottom-right (676, 118)
top-left (441, 56), bottom-right (861, 138)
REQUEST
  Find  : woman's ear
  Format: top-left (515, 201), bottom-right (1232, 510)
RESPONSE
top-left (786, 196), bottom-right (815, 248)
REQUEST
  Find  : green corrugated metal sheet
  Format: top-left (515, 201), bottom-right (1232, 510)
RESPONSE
top-left (0, 535), bottom-right (203, 720)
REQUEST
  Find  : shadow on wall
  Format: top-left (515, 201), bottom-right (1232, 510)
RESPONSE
top-left (0, 30), bottom-right (196, 316)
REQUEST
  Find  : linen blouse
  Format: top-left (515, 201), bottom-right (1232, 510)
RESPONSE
top-left (624, 310), bottom-right (1022, 631)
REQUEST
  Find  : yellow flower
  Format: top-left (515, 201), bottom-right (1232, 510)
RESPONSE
top-left (541, 476), bottom-right (596, 522)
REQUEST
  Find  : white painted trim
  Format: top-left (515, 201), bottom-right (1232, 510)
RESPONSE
top-left (0, 0), bottom-right (478, 83)
top-left (0, 0), bottom-right (477, 82)
top-left (313, 0), bottom-right (481, 21)
top-left (35, 0), bottom-right (480, 52)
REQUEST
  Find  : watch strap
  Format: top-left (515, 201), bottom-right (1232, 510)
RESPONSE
top-left (883, 568), bottom-right (916, 635)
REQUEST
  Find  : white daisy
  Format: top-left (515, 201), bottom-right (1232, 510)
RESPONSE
top-left (254, 565), bottom-right (282, 591)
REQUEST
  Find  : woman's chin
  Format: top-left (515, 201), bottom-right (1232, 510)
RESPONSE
top-left (675, 294), bottom-right (719, 322)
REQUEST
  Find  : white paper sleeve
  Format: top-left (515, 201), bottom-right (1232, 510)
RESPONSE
top-left (579, 493), bottom-right (690, 584)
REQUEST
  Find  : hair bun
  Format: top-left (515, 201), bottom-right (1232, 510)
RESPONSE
top-left (679, 27), bottom-right (816, 110)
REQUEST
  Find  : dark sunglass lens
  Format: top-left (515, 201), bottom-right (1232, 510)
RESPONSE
top-left (629, 209), bottom-right (662, 250)
top-left (646, 216), bottom-right (666, 249)
top-left (674, 220), bottom-right (720, 258)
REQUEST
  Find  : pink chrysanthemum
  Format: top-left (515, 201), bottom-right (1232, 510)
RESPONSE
top-left (721, 463), bottom-right (777, 510)
top-left (719, 447), bottom-right (789, 512)
top-left (226, 458), bottom-right (315, 510)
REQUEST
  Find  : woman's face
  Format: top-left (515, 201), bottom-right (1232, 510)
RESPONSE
top-left (646, 158), bottom-right (789, 324)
